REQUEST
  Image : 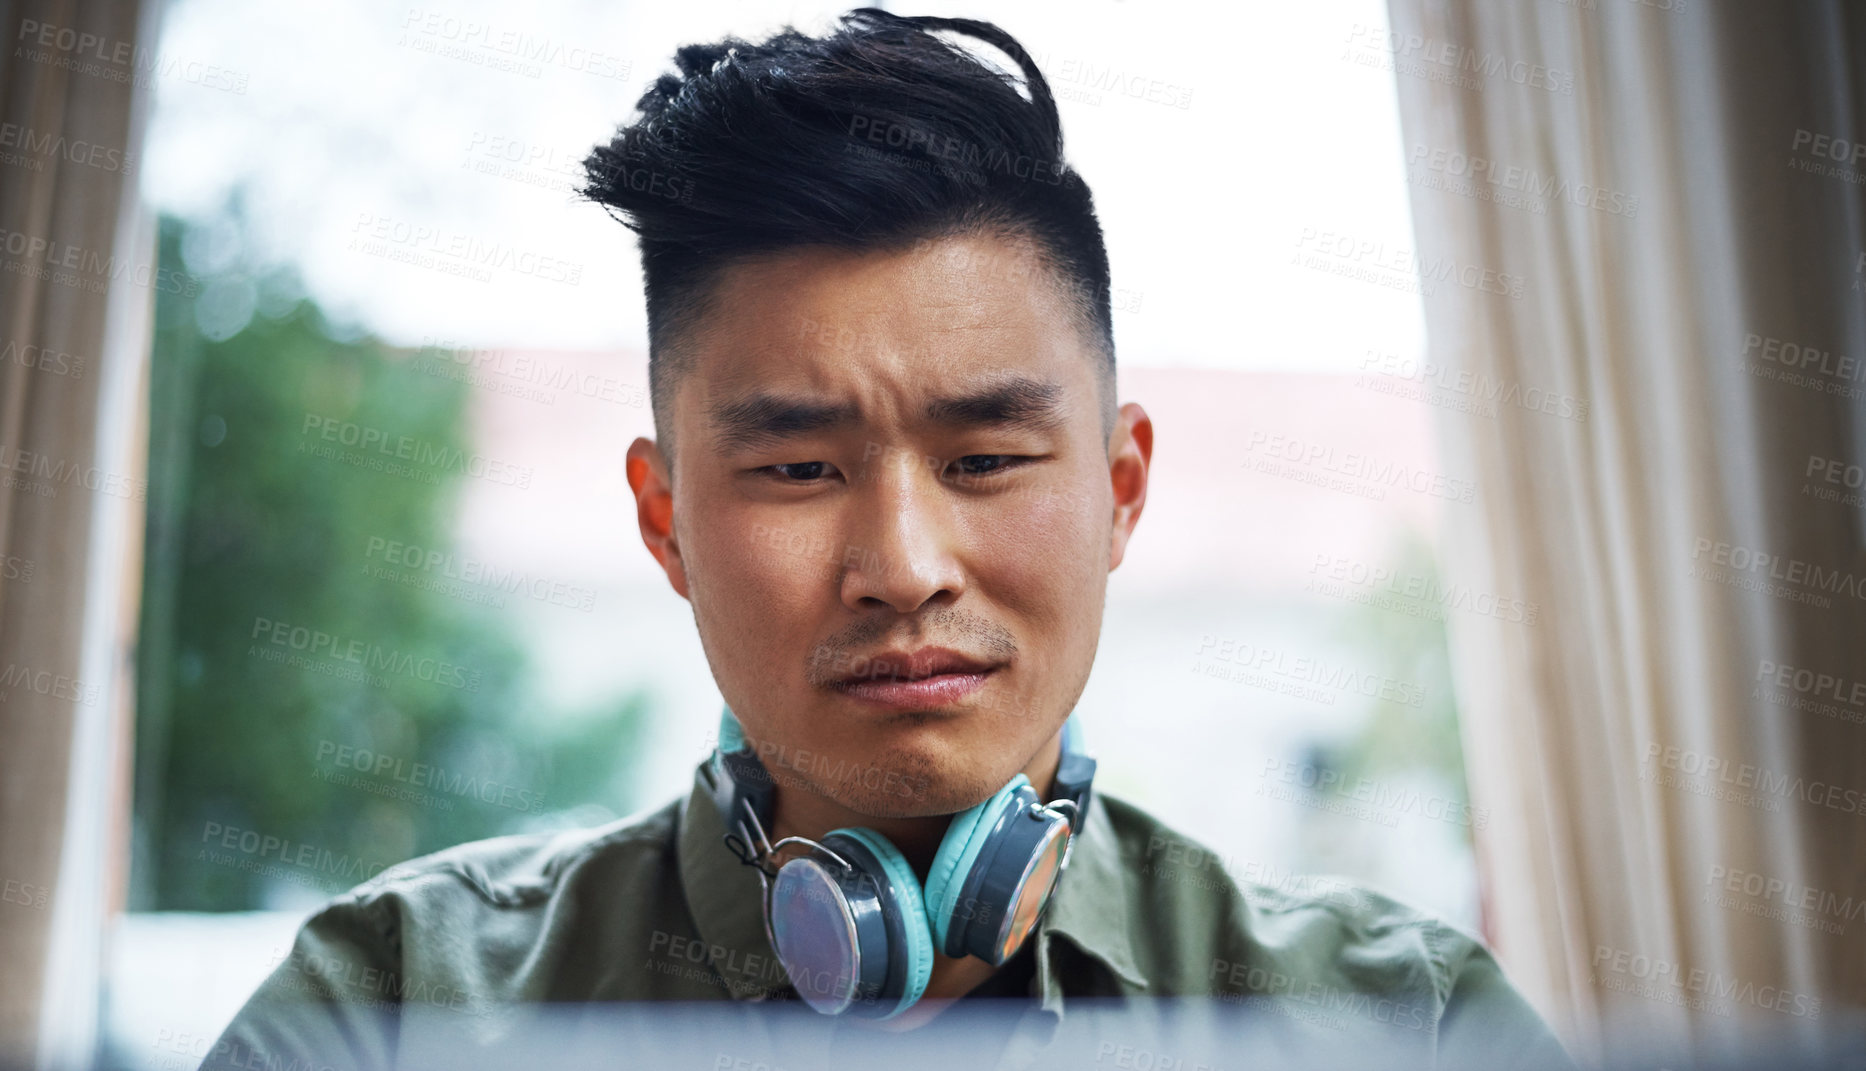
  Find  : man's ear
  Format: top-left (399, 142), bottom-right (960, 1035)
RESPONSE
top-left (626, 437), bottom-right (691, 600)
top-left (1107, 402), bottom-right (1153, 572)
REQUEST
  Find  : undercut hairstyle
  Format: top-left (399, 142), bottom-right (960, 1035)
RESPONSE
top-left (578, 8), bottom-right (1117, 466)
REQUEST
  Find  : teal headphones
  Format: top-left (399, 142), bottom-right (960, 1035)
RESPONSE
top-left (706, 705), bottom-right (1097, 1018)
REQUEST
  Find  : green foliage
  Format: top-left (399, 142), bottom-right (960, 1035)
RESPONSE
top-left (1326, 529), bottom-right (1474, 810)
top-left (133, 210), bottom-right (644, 911)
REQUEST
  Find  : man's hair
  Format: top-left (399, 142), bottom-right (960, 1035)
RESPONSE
top-left (578, 8), bottom-right (1116, 463)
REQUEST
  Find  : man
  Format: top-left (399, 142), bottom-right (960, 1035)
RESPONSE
top-left (202, 9), bottom-right (1571, 1070)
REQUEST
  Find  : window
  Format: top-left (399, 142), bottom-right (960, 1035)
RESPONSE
top-left (114, 1), bottom-right (1469, 1063)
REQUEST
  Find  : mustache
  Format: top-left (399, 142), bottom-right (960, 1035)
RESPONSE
top-left (805, 608), bottom-right (1017, 687)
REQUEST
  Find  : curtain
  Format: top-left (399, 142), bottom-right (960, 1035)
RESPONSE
top-left (0, 0), bottom-right (156, 1065)
top-left (1384, 0), bottom-right (1866, 1062)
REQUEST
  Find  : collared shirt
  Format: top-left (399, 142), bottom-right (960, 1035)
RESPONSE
top-left (201, 761), bottom-right (1573, 1070)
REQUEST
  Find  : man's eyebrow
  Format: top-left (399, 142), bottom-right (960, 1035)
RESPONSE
top-left (922, 377), bottom-right (1067, 431)
top-left (707, 394), bottom-right (859, 453)
top-left (706, 377), bottom-right (1067, 453)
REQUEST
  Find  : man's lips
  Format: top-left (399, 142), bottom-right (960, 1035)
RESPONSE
top-left (828, 647), bottom-right (1001, 710)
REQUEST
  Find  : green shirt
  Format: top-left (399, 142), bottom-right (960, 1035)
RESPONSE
top-left (201, 761), bottom-right (1572, 1070)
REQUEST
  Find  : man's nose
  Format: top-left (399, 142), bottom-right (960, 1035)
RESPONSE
top-left (837, 451), bottom-right (966, 614)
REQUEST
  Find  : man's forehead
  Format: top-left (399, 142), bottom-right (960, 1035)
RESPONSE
top-left (686, 319), bottom-right (1069, 398)
top-left (679, 245), bottom-right (1085, 398)
top-left (685, 235), bottom-right (1076, 353)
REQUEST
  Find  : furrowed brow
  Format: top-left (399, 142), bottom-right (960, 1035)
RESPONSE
top-left (922, 377), bottom-right (1067, 431)
top-left (707, 394), bottom-right (859, 453)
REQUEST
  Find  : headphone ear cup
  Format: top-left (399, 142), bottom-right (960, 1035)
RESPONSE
top-left (924, 774), bottom-right (1031, 957)
top-left (825, 827), bottom-right (935, 1017)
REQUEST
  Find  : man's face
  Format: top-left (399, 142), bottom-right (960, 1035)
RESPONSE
top-left (633, 231), bottom-right (1146, 820)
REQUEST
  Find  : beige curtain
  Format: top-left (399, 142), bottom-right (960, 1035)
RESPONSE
top-left (1385, 0), bottom-right (1866, 1061)
top-left (0, 0), bottom-right (156, 1066)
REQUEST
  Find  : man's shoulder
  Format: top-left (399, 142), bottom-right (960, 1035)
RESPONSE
top-left (333, 794), bottom-right (685, 923)
top-left (1094, 792), bottom-right (1570, 1066)
top-left (1094, 791), bottom-right (1485, 998)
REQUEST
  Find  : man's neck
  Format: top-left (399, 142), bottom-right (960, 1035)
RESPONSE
top-left (768, 729), bottom-right (1065, 878)
top-left (760, 728), bottom-right (1066, 1028)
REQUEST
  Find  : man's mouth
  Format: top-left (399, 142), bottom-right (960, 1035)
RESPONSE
top-left (828, 647), bottom-right (1000, 710)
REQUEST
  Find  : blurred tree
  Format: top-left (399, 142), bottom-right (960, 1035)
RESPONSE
top-left (133, 207), bottom-right (644, 911)
top-left (1328, 530), bottom-right (1473, 796)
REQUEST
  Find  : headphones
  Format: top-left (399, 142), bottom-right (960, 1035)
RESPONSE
top-left (705, 705), bottom-right (1097, 1019)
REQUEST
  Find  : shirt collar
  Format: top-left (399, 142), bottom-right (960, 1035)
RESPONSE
top-left (675, 760), bottom-right (1150, 1012)
top-left (676, 762), bottom-right (794, 1000)
top-left (1031, 789), bottom-right (1150, 1005)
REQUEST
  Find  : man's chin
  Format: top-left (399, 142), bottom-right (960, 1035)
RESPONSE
top-left (830, 784), bottom-right (980, 821)
top-left (812, 757), bottom-right (1000, 821)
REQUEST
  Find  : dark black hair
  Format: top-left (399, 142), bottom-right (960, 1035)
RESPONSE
top-left (578, 8), bottom-right (1115, 459)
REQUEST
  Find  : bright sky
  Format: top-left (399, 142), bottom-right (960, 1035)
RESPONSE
top-left (141, 0), bottom-right (1427, 372)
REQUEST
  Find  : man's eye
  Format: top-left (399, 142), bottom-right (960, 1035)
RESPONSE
top-left (768, 461), bottom-right (832, 481)
top-left (952, 455), bottom-right (1019, 477)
